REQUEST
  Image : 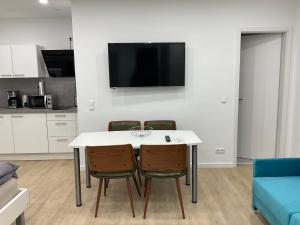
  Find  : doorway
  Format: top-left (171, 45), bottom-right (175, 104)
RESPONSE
top-left (237, 33), bottom-right (286, 162)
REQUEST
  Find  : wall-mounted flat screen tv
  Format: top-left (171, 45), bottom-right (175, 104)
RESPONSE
top-left (108, 42), bottom-right (185, 87)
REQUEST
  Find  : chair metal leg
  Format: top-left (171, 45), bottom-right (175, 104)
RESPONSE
top-left (134, 154), bottom-right (142, 186)
top-left (175, 177), bottom-right (185, 219)
top-left (104, 179), bottom-right (108, 196)
top-left (132, 175), bottom-right (141, 197)
top-left (143, 177), bottom-right (152, 219)
top-left (137, 168), bottom-right (142, 186)
top-left (95, 178), bottom-right (103, 218)
top-left (144, 178), bottom-right (148, 198)
top-left (126, 177), bottom-right (135, 217)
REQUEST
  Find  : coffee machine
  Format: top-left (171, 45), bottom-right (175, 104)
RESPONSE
top-left (7, 91), bottom-right (20, 109)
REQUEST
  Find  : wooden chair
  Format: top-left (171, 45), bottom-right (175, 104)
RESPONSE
top-left (144, 120), bottom-right (176, 130)
top-left (108, 120), bottom-right (141, 131)
top-left (140, 144), bottom-right (187, 219)
top-left (108, 120), bottom-right (142, 187)
top-left (86, 144), bottom-right (141, 218)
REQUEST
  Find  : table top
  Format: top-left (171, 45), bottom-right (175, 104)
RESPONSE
top-left (69, 130), bottom-right (202, 148)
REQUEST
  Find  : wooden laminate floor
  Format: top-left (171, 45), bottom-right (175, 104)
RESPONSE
top-left (11, 160), bottom-right (268, 225)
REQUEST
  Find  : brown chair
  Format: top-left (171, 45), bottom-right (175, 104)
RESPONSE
top-left (144, 120), bottom-right (176, 130)
top-left (140, 144), bottom-right (187, 219)
top-left (108, 120), bottom-right (141, 131)
top-left (86, 144), bottom-right (141, 218)
top-left (108, 120), bottom-right (142, 187)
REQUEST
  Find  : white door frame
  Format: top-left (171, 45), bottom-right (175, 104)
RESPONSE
top-left (233, 27), bottom-right (293, 165)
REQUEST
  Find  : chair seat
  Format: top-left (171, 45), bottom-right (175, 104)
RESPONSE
top-left (142, 170), bottom-right (186, 178)
top-left (91, 171), bottom-right (134, 179)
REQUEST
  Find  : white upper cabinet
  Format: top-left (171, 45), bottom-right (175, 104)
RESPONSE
top-left (11, 45), bottom-right (45, 78)
top-left (0, 45), bottom-right (13, 78)
top-left (0, 44), bottom-right (45, 78)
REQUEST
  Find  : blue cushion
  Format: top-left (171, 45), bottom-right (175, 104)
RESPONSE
top-left (253, 177), bottom-right (300, 225)
top-left (290, 214), bottom-right (300, 225)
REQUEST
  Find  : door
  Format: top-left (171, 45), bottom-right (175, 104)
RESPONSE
top-left (0, 114), bottom-right (14, 153)
top-left (0, 45), bottom-right (13, 78)
top-left (12, 114), bottom-right (48, 153)
top-left (238, 34), bottom-right (282, 159)
top-left (11, 45), bottom-right (39, 78)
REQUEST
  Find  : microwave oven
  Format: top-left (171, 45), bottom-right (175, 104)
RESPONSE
top-left (28, 95), bottom-right (58, 109)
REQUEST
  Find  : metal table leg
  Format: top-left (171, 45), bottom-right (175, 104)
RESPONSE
top-left (85, 150), bottom-right (91, 188)
top-left (16, 213), bottom-right (25, 225)
top-left (192, 145), bottom-right (197, 203)
top-left (74, 148), bottom-right (82, 206)
top-left (185, 145), bottom-right (190, 185)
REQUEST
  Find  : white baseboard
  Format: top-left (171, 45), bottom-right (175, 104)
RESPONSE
top-left (0, 153), bottom-right (73, 161)
top-left (197, 163), bottom-right (236, 168)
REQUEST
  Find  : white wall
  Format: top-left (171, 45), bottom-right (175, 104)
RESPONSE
top-left (289, 1), bottom-right (300, 157)
top-left (0, 16), bottom-right (73, 49)
top-left (71, 0), bottom-right (299, 167)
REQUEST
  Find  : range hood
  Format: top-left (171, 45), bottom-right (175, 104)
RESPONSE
top-left (41, 50), bottom-right (75, 77)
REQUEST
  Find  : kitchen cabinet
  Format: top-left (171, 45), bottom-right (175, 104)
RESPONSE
top-left (47, 113), bottom-right (77, 153)
top-left (12, 114), bottom-right (48, 153)
top-left (0, 112), bottom-right (77, 156)
top-left (0, 114), bottom-right (14, 154)
top-left (0, 44), bottom-right (45, 78)
top-left (11, 45), bottom-right (45, 78)
top-left (48, 137), bottom-right (74, 153)
top-left (0, 45), bottom-right (13, 78)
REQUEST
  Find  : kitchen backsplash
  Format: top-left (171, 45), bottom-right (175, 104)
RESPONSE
top-left (0, 77), bottom-right (76, 108)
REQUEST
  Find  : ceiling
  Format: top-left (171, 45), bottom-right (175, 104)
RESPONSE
top-left (0, 0), bottom-right (71, 18)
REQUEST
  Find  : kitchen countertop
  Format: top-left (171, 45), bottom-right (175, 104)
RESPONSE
top-left (0, 107), bottom-right (77, 114)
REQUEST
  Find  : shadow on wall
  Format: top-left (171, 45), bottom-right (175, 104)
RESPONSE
top-left (110, 86), bottom-right (186, 106)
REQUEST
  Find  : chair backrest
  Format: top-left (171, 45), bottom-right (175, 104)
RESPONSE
top-left (86, 144), bottom-right (135, 173)
top-left (108, 121), bottom-right (141, 131)
top-left (144, 120), bottom-right (176, 130)
top-left (140, 144), bottom-right (187, 172)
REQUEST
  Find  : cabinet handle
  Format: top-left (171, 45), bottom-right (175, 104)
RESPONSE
top-left (55, 122), bottom-right (67, 126)
top-left (1, 74), bottom-right (12, 77)
top-left (14, 74), bottom-right (25, 77)
top-left (55, 115), bottom-right (66, 117)
top-left (12, 115), bottom-right (23, 118)
top-left (56, 138), bottom-right (68, 142)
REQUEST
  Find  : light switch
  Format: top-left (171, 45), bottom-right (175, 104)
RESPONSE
top-left (220, 97), bottom-right (227, 104)
top-left (89, 99), bottom-right (95, 111)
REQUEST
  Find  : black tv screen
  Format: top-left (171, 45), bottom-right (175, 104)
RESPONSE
top-left (108, 42), bottom-right (185, 87)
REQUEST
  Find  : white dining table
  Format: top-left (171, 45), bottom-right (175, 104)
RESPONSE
top-left (69, 130), bottom-right (202, 206)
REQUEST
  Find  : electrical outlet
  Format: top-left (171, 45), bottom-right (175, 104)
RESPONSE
top-left (216, 148), bottom-right (225, 154)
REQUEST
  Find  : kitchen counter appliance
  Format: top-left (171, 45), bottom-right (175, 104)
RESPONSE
top-left (27, 95), bottom-right (58, 109)
top-left (7, 91), bottom-right (20, 109)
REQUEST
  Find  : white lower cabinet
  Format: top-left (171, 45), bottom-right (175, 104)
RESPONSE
top-left (48, 137), bottom-right (74, 153)
top-left (47, 121), bottom-right (77, 137)
top-left (0, 112), bottom-right (77, 155)
top-left (12, 114), bottom-right (48, 153)
top-left (0, 114), bottom-right (14, 154)
top-left (47, 113), bottom-right (77, 153)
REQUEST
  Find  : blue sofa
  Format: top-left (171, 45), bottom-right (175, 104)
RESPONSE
top-left (253, 158), bottom-right (300, 225)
